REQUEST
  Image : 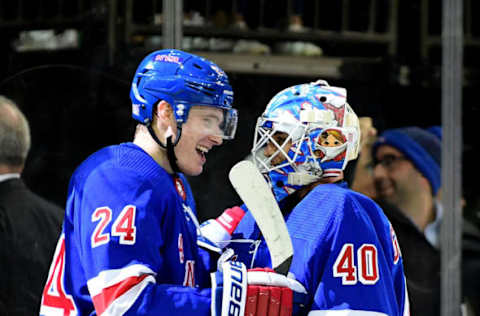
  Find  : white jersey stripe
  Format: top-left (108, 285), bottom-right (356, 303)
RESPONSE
top-left (87, 264), bottom-right (156, 296)
top-left (403, 278), bottom-right (411, 316)
top-left (101, 275), bottom-right (155, 316)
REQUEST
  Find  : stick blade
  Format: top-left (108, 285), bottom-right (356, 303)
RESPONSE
top-left (229, 160), bottom-right (293, 274)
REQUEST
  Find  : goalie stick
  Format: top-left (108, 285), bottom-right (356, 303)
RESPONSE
top-left (229, 160), bottom-right (293, 275)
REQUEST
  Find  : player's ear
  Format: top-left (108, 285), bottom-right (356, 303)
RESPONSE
top-left (154, 101), bottom-right (177, 141)
top-left (155, 100), bottom-right (174, 120)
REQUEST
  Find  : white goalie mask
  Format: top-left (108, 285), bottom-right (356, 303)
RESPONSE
top-left (251, 80), bottom-right (361, 201)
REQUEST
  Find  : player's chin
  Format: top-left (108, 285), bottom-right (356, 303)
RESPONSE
top-left (189, 168), bottom-right (204, 176)
top-left (179, 162), bottom-right (204, 176)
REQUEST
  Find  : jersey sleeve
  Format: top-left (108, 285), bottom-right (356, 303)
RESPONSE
top-left (299, 191), bottom-right (409, 316)
top-left (68, 167), bottom-right (211, 315)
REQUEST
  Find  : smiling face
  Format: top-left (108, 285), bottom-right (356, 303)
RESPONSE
top-left (373, 145), bottom-right (427, 205)
top-left (174, 106), bottom-right (225, 176)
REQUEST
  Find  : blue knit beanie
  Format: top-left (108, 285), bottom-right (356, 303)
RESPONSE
top-left (372, 126), bottom-right (441, 195)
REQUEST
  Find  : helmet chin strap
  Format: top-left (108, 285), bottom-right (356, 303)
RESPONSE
top-left (147, 124), bottom-right (182, 174)
top-left (166, 131), bottom-right (181, 174)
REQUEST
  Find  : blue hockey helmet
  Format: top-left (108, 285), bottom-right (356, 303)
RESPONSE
top-left (130, 49), bottom-right (237, 139)
top-left (251, 80), bottom-right (360, 201)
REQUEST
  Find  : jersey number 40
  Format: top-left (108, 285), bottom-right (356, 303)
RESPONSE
top-left (333, 243), bottom-right (379, 285)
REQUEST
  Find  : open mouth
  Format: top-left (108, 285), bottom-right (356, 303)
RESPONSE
top-left (196, 145), bottom-right (209, 159)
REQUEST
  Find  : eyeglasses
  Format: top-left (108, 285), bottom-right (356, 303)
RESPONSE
top-left (373, 154), bottom-right (409, 169)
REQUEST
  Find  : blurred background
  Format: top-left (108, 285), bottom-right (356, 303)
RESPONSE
top-left (0, 0), bottom-right (478, 224)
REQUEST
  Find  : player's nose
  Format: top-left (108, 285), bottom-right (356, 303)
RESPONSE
top-left (208, 134), bottom-right (223, 146)
top-left (263, 142), bottom-right (275, 157)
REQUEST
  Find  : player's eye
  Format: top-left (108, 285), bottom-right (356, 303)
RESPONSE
top-left (273, 134), bottom-right (287, 144)
top-left (203, 117), bottom-right (213, 125)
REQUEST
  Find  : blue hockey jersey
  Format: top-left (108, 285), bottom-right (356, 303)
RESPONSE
top-left (40, 143), bottom-right (213, 316)
top-left (231, 183), bottom-right (409, 316)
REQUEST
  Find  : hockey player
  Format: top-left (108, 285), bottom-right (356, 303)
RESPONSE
top-left (205, 80), bottom-right (410, 315)
top-left (39, 49), bottom-right (304, 316)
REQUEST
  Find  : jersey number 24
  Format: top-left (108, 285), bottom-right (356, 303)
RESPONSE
top-left (91, 205), bottom-right (137, 247)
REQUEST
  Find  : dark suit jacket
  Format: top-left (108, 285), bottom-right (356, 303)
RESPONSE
top-left (0, 178), bottom-right (63, 316)
top-left (376, 199), bottom-right (480, 316)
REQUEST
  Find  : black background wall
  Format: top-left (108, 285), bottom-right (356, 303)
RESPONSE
top-left (0, 0), bottom-right (478, 224)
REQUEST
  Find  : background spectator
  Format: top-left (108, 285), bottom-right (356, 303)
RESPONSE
top-left (0, 95), bottom-right (63, 316)
top-left (371, 126), bottom-right (480, 315)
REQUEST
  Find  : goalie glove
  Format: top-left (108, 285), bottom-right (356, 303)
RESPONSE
top-left (198, 206), bottom-right (246, 253)
top-left (211, 261), bottom-right (307, 316)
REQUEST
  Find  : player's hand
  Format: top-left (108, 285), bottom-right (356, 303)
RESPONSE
top-left (211, 261), bottom-right (307, 316)
top-left (245, 267), bottom-right (307, 316)
top-left (197, 206), bottom-right (245, 253)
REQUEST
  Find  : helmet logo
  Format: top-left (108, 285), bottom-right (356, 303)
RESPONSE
top-left (154, 54), bottom-right (182, 64)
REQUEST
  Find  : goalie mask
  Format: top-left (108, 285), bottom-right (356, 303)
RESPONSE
top-left (251, 80), bottom-right (360, 201)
